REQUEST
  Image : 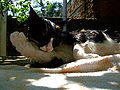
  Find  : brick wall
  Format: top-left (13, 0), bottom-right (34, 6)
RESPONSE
top-left (67, 0), bottom-right (95, 19)
top-left (93, 0), bottom-right (120, 18)
top-left (67, 0), bottom-right (120, 19)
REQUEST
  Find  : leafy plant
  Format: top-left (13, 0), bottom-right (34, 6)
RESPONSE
top-left (33, 0), bottom-right (62, 17)
top-left (0, 0), bottom-right (30, 22)
top-left (0, 0), bottom-right (62, 22)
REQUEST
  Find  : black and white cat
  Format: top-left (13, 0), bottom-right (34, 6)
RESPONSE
top-left (10, 6), bottom-right (120, 69)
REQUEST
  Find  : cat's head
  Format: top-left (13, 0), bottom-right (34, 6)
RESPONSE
top-left (28, 6), bottom-right (61, 52)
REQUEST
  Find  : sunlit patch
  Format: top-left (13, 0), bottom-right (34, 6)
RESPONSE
top-left (63, 83), bottom-right (89, 90)
top-left (25, 74), bottom-right (91, 89)
top-left (26, 74), bottom-right (68, 88)
top-left (9, 77), bottom-right (16, 81)
top-left (108, 82), bottom-right (120, 86)
top-left (66, 71), bottom-right (108, 77)
top-left (26, 79), bottom-right (36, 82)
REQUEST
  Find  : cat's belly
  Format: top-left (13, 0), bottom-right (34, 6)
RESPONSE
top-left (84, 43), bottom-right (120, 56)
top-left (54, 44), bottom-right (76, 63)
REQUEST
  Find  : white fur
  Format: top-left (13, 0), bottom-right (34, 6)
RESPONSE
top-left (84, 40), bottom-right (120, 56)
top-left (73, 44), bottom-right (100, 59)
top-left (73, 40), bottom-right (120, 60)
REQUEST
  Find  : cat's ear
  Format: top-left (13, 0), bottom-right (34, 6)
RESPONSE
top-left (29, 5), bottom-right (44, 22)
top-left (28, 5), bottom-right (47, 33)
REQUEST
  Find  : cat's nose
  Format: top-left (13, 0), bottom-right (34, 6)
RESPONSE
top-left (40, 46), bottom-right (53, 52)
top-left (46, 47), bottom-right (53, 52)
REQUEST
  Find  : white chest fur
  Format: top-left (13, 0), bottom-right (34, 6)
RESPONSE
top-left (84, 41), bottom-right (120, 55)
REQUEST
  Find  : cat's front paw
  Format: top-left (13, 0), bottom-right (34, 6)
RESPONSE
top-left (10, 31), bottom-right (28, 53)
top-left (10, 31), bottom-right (27, 46)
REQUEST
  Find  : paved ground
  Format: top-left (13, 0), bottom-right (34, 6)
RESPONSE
top-left (0, 56), bottom-right (30, 66)
top-left (0, 56), bottom-right (120, 90)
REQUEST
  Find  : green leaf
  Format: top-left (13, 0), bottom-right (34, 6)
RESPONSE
top-left (47, 3), bottom-right (52, 9)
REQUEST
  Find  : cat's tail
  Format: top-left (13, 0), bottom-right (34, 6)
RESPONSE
top-left (28, 54), bottom-right (120, 73)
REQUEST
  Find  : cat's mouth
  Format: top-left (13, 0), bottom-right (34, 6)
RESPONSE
top-left (29, 37), bottom-right (54, 52)
top-left (40, 45), bottom-right (53, 52)
top-left (39, 38), bottom-right (54, 52)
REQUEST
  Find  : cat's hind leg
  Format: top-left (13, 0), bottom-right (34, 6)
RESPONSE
top-left (28, 54), bottom-right (120, 73)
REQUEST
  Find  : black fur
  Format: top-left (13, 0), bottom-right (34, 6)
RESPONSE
top-left (28, 6), bottom-right (61, 47)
